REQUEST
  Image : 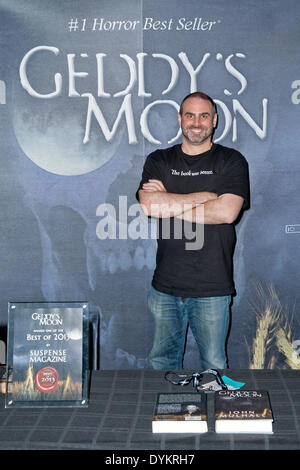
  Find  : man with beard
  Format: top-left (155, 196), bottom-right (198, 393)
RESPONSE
top-left (137, 92), bottom-right (249, 370)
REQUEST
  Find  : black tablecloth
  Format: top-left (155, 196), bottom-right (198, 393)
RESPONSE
top-left (0, 369), bottom-right (300, 450)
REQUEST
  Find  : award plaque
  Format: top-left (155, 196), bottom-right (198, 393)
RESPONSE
top-left (5, 302), bottom-right (90, 408)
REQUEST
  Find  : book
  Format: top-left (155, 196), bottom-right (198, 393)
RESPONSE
top-left (215, 389), bottom-right (274, 434)
top-left (152, 392), bottom-right (207, 433)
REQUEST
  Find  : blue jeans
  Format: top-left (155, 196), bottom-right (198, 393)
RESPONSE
top-left (147, 286), bottom-right (231, 370)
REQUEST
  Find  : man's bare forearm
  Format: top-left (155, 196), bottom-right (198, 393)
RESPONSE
top-left (175, 194), bottom-right (244, 225)
top-left (138, 189), bottom-right (218, 218)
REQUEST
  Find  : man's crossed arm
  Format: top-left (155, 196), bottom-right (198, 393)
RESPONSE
top-left (138, 179), bottom-right (244, 224)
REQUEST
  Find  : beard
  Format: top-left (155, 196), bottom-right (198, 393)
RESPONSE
top-left (181, 124), bottom-right (214, 144)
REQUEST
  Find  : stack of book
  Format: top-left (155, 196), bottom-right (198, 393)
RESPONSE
top-left (152, 392), bottom-right (208, 433)
top-left (214, 389), bottom-right (273, 434)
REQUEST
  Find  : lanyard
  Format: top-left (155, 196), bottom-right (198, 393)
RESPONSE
top-left (164, 369), bottom-right (228, 390)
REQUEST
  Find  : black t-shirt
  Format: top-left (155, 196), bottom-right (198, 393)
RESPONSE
top-left (137, 143), bottom-right (250, 297)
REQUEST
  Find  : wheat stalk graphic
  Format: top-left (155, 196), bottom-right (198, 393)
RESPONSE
top-left (249, 283), bottom-right (300, 369)
top-left (276, 327), bottom-right (300, 369)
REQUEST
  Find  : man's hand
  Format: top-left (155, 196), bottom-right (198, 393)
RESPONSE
top-left (142, 179), bottom-right (167, 193)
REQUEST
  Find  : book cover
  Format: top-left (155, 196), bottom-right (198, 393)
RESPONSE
top-left (215, 389), bottom-right (274, 434)
top-left (152, 392), bottom-right (207, 433)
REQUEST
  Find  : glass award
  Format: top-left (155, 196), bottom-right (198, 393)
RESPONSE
top-left (5, 302), bottom-right (90, 408)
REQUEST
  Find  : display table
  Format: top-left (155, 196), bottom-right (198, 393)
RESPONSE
top-left (0, 369), bottom-right (300, 450)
